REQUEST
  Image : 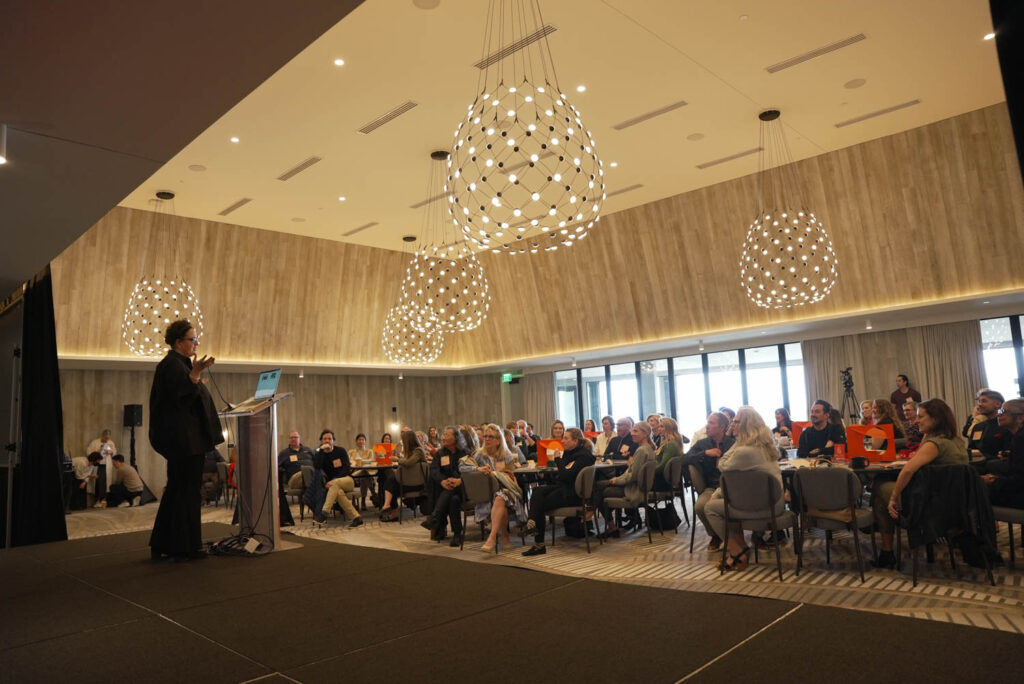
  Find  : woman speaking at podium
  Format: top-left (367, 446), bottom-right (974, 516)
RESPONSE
top-left (148, 320), bottom-right (223, 560)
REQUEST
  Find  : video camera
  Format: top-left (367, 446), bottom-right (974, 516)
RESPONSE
top-left (839, 367), bottom-right (854, 390)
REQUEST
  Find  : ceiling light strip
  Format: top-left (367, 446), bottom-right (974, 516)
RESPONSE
top-left (358, 101), bottom-right (419, 135)
top-left (834, 99), bottom-right (922, 128)
top-left (342, 221), bottom-right (378, 237)
top-left (606, 184), bottom-right (644, 198)
top-left (696, 147), bottom-right (762, 170)
top-left (765, 33), bottom-right (867, 74)
top-left (612, 100), bottom-right (689, 130)
top-left (218, 198), bottom-right (252, 216)
top-left (473, 24), bottom-right (558, 70)
top-left (277, 156), bottom-right (322, 181)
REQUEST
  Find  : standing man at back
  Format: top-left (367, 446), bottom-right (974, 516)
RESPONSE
top-left (890, 375), bottom-right (922, 409)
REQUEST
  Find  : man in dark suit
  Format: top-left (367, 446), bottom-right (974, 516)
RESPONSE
top-left (148, 319), bottom-right (223, 561)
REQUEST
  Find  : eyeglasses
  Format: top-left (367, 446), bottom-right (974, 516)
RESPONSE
top-left (182, 337), bottom-right (197, 342)
top-left (997, 408), bottom-right (1024, 416)
top-left (731, 419), bottom-right (740, 425)
top-left (483, 434), bottom-right (499, 439)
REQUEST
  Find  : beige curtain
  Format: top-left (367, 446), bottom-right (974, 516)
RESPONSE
top-left (802, 320), bottom-right (986, 422)
top-left (522, 371), bottom-right (555, 434)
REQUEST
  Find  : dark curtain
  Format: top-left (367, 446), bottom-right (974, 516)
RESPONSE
top-left (991, 0), bottom-right (1024, 183)
top-left (11, 266), bottom-right (67, 546)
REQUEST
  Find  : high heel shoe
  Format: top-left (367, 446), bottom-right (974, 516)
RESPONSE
top-left (481, 540), bottom-right (496, 554)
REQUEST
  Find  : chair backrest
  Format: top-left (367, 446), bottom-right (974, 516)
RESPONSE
top-left (665, 456), bottom-right (684, 491)
top-left (217, 461), bottom-right (229, 484)
top-left (300, 464), bottom-right (315, 489)
top-left (687, 464), bottom-right (707, 494)
top-left (794, 466), bottom-right (859, 513)
top-left (574, 465), bottom-right (598, 499)
top-left (461, 470), bottom-right (494, 504)
top-left (720, 469), bottom-right (782, 514)
top-left (397, 461), bottom-right (427, 487)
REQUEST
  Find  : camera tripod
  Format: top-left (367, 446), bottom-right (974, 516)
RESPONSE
top-left (839, 384), bottom-right (860, 424)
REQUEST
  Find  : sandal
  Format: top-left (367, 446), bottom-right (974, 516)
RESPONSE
top-left (728, 547), bottom-right (751, 571)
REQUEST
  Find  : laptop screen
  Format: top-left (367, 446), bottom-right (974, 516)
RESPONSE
top-left (253, 369), bottom-right (281, 400)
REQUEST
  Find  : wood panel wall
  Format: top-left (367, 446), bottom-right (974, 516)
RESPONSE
top-left (61, 367), bottom-right (502, 493)
top-left (51, 104), bottom-right (1024, 368)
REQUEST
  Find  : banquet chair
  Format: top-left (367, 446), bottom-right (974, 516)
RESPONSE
top-left (720, 469), bottom-right (801, 581)
top-left (794, 466), bottom-right (874, 582)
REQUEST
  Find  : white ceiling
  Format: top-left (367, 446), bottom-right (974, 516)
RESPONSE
top-left (118, 0), bottom-right (1005, 253)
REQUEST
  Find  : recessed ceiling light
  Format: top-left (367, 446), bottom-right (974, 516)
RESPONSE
top-left (230, 137), bottom-right (239, 143)
top-left (739, 14), bottom-right (748, 21)
top-left (844, 78), bottom-right (867, 89)
top-left (576, 85), bottom-right (586, 92)
top-left (609, 161), bottom-right (618, 167)
top-left (187, 164), bottom-right (206, 172)
top-left (984, 32), bottom-right (995, 40)
top-left (686, 132), bottom-right (705, 141)
top-left (338, 196), bottom-right (347, 202)
top-left (292, 217), bottom-right (305, 223)
top-left (334, 58), bottom-right (345, 66)
top-left (413, 0), bottom-right (440, 9)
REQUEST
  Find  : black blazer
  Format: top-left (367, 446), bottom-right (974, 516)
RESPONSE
top-left (148, 350), bottom-right (224, 458)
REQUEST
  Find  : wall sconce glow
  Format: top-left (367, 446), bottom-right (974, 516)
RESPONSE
top-left (398, 372), bottom-right (404, 380)
top-left (0, 123), bottom-right (8, 164)
top-left (389, 422), bottom-right (400, 432)
top-left (570, 357), bottom-right (577, 368)
top-left (698, 339), bottom-right (705, 351)
top-left (298, 369), bottom-right (305, 379)
top-left (865, 320), bottom-right (873, 330)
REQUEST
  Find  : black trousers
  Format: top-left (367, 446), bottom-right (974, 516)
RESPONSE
top-left (431, 488), bottom-right (463, 534)
top-left (105, 483), bottom-right (142, 508)
top-left (528, 485), bottom-right (580, 544)
top-left (150, 453), bottom-right (204, 555)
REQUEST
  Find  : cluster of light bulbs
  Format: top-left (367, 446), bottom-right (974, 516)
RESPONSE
top-left (122, 277), bottom-right (203, 357)
top-left (739, 210), bottom-right (838, 309)
top-left (399, 242), bottom-right (490, 334)
top-left (380, 304), bottom-right (445, 364)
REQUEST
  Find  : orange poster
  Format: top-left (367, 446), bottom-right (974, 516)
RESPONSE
top-left (845, 424), bottom-right (896, 461)
top-left (536, 439), bottom-right (563, 466)
top-left (791, 421), bottom-right (811, 445)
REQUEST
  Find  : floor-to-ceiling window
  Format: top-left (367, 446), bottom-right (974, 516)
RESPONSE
top-left (554, 370), bottom-right (580, 427)
top-left (745, 345), bottom-right (784, 424)
top-left (981, 317), bottom-right (1023, 399)
top-left (706, 350), bottom-right (742, 412)
top-left (580, 365), bottom-right (609, 426)
top-left (639, 359), bottom-right (670, 419)
top-left (672, 354), bottom-right (709, 441)
top-left (609, 363), bottom-right (640, 421)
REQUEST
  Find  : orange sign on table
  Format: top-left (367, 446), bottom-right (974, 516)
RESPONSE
top-left (373, 442), bottom-right (395, 464)
top-left (791, 421), bottom-right (811, 445)
top-left (845, 424), bottom-right (896, 461)
top-left (536, 439), bottom-right (563, 466)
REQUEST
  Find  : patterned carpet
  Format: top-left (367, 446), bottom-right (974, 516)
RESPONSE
top-left (65, 498), bottom-right (1024, 634)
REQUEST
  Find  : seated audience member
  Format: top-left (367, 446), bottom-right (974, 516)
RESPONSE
top-left (202, 447), bottom-right (226, 502)
top-left (797, 400), bottom-right (846, 459)
top-left (890, 374), bottom-right (923, 409)
top-left (966, 389), bottom-right (1012, 466)
top-left (460, 425), bottom-right (481, 455)
top-left (682, 413), bottom-right (735, 550)
top-left (423, 426), bottom-right (469, 545)
top-left (550, 420), bottom-right (566, 440)
top-left (349, 433), bottom-right (378, 505)
top-left (828, 408), bottom-right (846, 430)
top-left (426, 426), bottom-right (442, 451)
top-left (902, 400), bottom-right (922, 446)
top-left (277, 431), bottom-right (315, 488)
top-left (415, 430), bottom-right (435, 458)
top-left (505, 428), bottom-right (527, 464)
top-left (593, 415), bottom-right (615, 458)
top-left (704, 407), bottom-right (784, 571)
top-left (380, 430), bottom-right (427, 522)
top-left (860, 400), bottom-right (874, 426)
top-left (604, 417), bottom-right (637, 458)
top-left (515, 419), bottom-right (536, 460)
top-left (522, 427), bottom-right (597, 555)
top-left (316, 429), bottom-right (362, 528)
top-left (475, 425), bottom-right (485, 446)
top-left (871, 398), bottom-right (967, 568)
top-left (584, 419), bottom-right (597, 434)
top-left (461, 424), bottom-right (525, 553)
top-left (647, 414), bottom-right (663, 447)
top-left (653, 418), bottom-right (684, 491)
top-left (982, 398), bottom-right (1024, 507)
top-left (97, 454), bottom-right (145, 508)
top-left (870, 399), bottom-right (906, 450)
top-left (593, 421), bottom-right (657, 539)
top-left (772, 408), bottom-right (793, 445)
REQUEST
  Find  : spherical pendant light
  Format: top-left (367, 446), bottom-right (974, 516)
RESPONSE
top-left (122, 276), bottom-right (203, 356)
top-left (380, 305), bottom-right (445, 365)
top-left (400, 244), bottom-right (490, 333)
top-left (739, 210), bottom-right (838, 309)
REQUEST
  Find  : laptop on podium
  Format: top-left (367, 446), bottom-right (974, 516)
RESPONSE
top-left (230, 369), bottom-right (282, 412)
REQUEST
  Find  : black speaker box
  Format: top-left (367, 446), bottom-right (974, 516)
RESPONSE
top-left (123, 404), bottom-right (143, 427)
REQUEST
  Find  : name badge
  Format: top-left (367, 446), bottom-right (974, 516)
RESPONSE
top-left (972, 429), bottom-right (983, 441)
top-left (440, 455), bottom-right (450, 466)
top-left (332, 458), bottom-right (342, 468)
top-left (289, 454), bottom-right (298, 462)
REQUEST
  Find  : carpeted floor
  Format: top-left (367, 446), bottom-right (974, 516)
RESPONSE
top-left (5, 520), bottom-right (1024, 684)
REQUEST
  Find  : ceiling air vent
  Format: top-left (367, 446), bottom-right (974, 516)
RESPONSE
top-left (765, 33), bottom-right (867, 74)
top-left (358, 101), bottom-right (419, 135)
top-left (696, 147), bottom-right (761, 170)
top-left (834, 99), bottom-right (921, 128)
top-left (218, 197), bottom-right (252, 216)
top-left (612, 100), bottom-right (688, 131)
top-left (502, 149), bottom-right (556, 174)
top-left (473, 24), bottom-right (558, 70)
top-left (277, 156), bottom-right (322, 181)
top-left (409, 191), bottom-right (449, 210)
top-left (342, 221), bottom-right (378, 237)
top-left (606, 184), bottom-right (643, 198)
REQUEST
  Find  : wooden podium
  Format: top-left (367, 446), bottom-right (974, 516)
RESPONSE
top-left (220, 392), bottom-right (293, 552)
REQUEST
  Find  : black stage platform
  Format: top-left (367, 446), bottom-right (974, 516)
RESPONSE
top-left (2, 523), bottom-right (1023, 683)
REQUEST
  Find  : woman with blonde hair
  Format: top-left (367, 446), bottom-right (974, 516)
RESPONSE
top-left (722, 406), bottom-right (778, 466)
top-left (460, 423), bottom-right (525, 553)
top-left (594, 420), bottom-right (657, 538)
top-left (653, 417), bottom-right (684, 491)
